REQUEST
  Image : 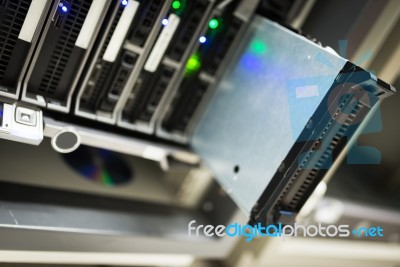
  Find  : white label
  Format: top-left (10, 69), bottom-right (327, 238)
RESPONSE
top-left (295, 85), bottom-right (319, 98)
top-left (18, 0), bottom-right (48, 43)
top-left (103, 0), bottom-right (139, 62)
top-left (75, 0), bottom-right (108, 49)
top-left (144, 14), bottom-right (180, 72)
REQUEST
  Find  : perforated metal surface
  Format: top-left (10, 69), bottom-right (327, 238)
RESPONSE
top-left (191, 16), bottom-right (347, 213)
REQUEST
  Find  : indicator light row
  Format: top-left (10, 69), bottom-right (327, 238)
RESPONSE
top-left (154, 1), bottom-right (222, 74)
top-left (59, 0), bottom-right (129, 13)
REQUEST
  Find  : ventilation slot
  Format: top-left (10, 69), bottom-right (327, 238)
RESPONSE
top-left (123, 66), bottom-right (175, 124)
top-left (109, 68), bottom-right (129, 98)
top-left (97, 51), bottom-right (138, 113)
top-left (81, 61), bottom-right (112, 110)
top-left (138, 67), bottom-right (174, 122)
top-left (207, 18), bottom-right (241, 75)
top-left (100, 6), bottom-right (124, 58)
top-left (38, 1), bottom-right (91, 97)
top-left (166, 0), bottom-right (208, 61)
top-left (162, 78), bottom-right (209, 133)
top-left (80, 6), bottom-right (124, 111)
top-left (129, 0), bottom-right (163, 47)
top-left (271, 96), bottom-right (366, 213)
top-left (0, 0), bottom-right (31, 80)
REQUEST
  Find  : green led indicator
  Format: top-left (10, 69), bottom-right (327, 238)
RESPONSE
top-left (172, 1), bottom-right (181, 9)
top-left (250, 40), bottom-right (267, 54)
top-left (186, 54), bottom-right (201, 73)
top-left (209, 18), bottom-right (219, 29)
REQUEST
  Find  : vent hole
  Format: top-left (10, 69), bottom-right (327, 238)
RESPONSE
top-left (234, 165), bottom-right (240, 173)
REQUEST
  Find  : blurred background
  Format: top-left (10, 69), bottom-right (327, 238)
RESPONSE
top-left (0, 0), bottom-right (399, 266)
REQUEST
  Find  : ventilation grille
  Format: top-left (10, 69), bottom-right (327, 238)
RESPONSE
top-left (109, 67), bottom-right (129, 99)
top-left (38, 0), bottom-right (91, 96)
top-left (205, 17), bottom-right (242, 75)
top-left (81, 5), bottom-right (124, 110)
top-left (163, 79), bottom-right (209, 132)
top-left (175, 81), bottom-right (208, 132)
top-left (123, 75), bottom-right (145, 118)
top-left (97, 51), bottom-right (137, 113)
top-left (123, 66), bottom-right (174, 123)
top-left (0, 0), bottom-right (31, 80)
top-left (275, 95), bottom-right (365, 213)
top-left (138, 67), bottom-right (174, 122)
top-left (130, 0), bottom-right (163, 46)
top-left (167, 0), bottom-right (208, 61)
top-left (81, 61), bottom-right (111, 108)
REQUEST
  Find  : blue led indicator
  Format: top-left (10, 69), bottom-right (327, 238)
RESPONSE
top-left (122, 0), bottom-right (128, 6)
top-left (162, 19), bottom-right (169, 26)
top-left (199, 36), bottom-right (207, 44)
top-left (59, 2), bottom-right (68, 12)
